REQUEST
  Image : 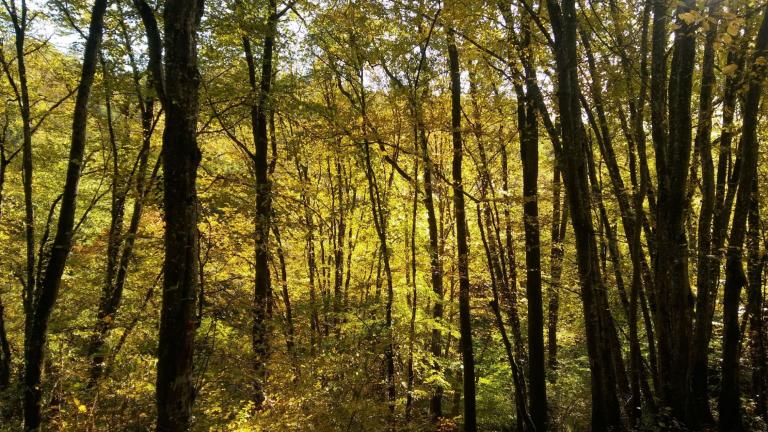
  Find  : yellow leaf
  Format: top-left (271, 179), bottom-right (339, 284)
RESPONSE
top-left (722, 64), bottom-right (738, 75)
top-left (755, 56), bottom-right (767, 66)
top-left (727, 21), bottom-right (740, 36)
top-left (679, 11), bottom-right (697, 25)
top-left (74, 398), bottom-right (87, 413)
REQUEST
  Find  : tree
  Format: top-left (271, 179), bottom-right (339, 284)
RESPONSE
top-left (544, 0), bottom-right (625, 428)
top-left (447, 28), bottom-right (477, 432)
top-left (22, 0), bottom-right (108, 428)
top-left (718, 5), bottom-right (768, 430)
top-left (133, 0), bottom-right (206, 428)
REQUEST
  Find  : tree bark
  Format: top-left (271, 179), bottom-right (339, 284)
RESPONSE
top-left (22, 0), bottom-right (108, 428)
top-left (518, 48), bottom-right (548, 429)
top-left (0, 135), bottom-right (12, 389)
top-left (88, 48), bottom-right (157, 385)
top-left (547, 168), bottom-right (567, 381)
top-left (447, 29), bottom-right (477, 432)
top-left (242, 0), bottom-right (277, 408)
top-left (650, 0), bottom-right (697, 421)
top-left (415, 106), bottom-right (446, 423)
top-left (152, 0), bottom-right (205, 428)
top-left (689, 0), bottom-right (721, 424)
top-left (746, 178), bottom-right (766, 422)
top-left (718, 7), bottom-right (768, 430)
top-left (544, 0), bottom-right (625, 429)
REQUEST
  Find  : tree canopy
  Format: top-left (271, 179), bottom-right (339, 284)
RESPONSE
top-left (0, 0), bottom-right (767, 430)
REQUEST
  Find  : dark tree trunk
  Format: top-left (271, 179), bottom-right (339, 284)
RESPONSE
top-left (0, 292), bottom-right (9, 389)
top-left (0, 141), bottom-right (12, 389)
top-left (405, 160), bottom-right (418, 420)
top-left (151, 0), bottom-right (205, 429)
top-left (1, 0), bottom-right (37, 381)
top-left (88, 52), bottom-right (156, 385)
top-left (718, 7), bottom-right (768, 430)
top-left (418, 96), bottom-right (446, 421)
top-left (296, 160), bottom-right (321, 349)
top-left (496, 0), bottom-right (528, 372)
top-left (470, 78), bottom-right (532, 428)
top-left (518, 52), bottom-right (548, 430)
top-left (347, 47), bottom-right (397, 417)
top-left (332, 159), bottom-right (346, 332)
top-left (543, 0), bottom-right (624, 429)
top-left (580, 27), bottom-right (652, 420)
top-left (477, 205), bottom-right (534, 431)
top-left (747, 178), bottom-right (766, 422)
top-left (689, 0), bottom-right (720, 424)
top-left (649, 0), bottom-right (697, 421)
top-left (243, 0), bottom-right (277, 408)
top-left (22, 0), bottom-right (108, 428)
top-left (547, 168), bottom-right (567, 381)
top-left (2, 0), bottom-right (38, 338)
top-left (447, 30), bottom-right (477, 432)
top-left (272, 222), bottom-right (295, 359)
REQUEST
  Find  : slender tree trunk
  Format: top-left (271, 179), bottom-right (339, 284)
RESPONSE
top-left (22, 0), bottom-right (108, 428)
top-left (544, 0), bottom-right (624, 429)
top-left (547, 168), bottom-right (567, 381)
top-left (500, 138), bottom-right (526, 362)
top-left (689, 0), bottom-right (720, 424)
top-left (332, 158), bottom-right (346, 332)
top-left (447, 30), bottom-right (476, 432)
top-left (495, 1), bottom-right (535, 368)
top-left (1, 0), bottom-right (37, 378)
top-left (0, 291), bottom-right (9, 389)
top-left (580, 28), bottom-right (651, 419)
top-left (746, 178), bottom-right (766, 422)
top-left (477, 205), bottom-right (534, 431)
top-left (718, 8), bottom-right (768, 430)
top-left (5, 0), bottom-right (38, 339)
top-left (88, 55), bottom-right (156, 386)
top-left (346, 54), bottom-right (398, 418)
top-left (243, 0), bottom-right (277, 408)
top-left (406, 160), bottom-right (418, 420)
top-left (518, 52), bottom-right (548, 430)
top-left (272, 222), bottom-right (295, 358)
top-left (297, 161), bottom-right (321, 350)
top-left (0, 145), bottom-right (11, 389)
top-left (416, 95), bottom-right (446, 422)
top-left (649, 0), bottom-right (697, 421)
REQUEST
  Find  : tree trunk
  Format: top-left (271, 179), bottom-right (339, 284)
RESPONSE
top-left (272, 222), bottom-right (295, 359)
top-left (650, 0), bottom-right (697, 421)
top-left (544, 0), bottom-right (624, 429)
top-left (477, 205), bottom-right (534, 431)
top-left (0, 142), bottom-right (11, 389)
top-left (243, 0), bottom-right (277, 408)
top-left (153, 0), bottom-right (205, 428)
top-left (547, 168), bottom-right (567, 381)
top-left (746, 178), bottom-right (766, 422)
top-left (518, 48), bottom-right (548, 429)
top-left (406, 160), bottom-right (418, 420)
top-left (417, 93), bottom-right (446, 421)
top-left (718, 7), bottom-right (768, 430)
top-left (22, 0), bottom-right (108, 428)
top-left (447, 29), bottom-right (477, 432)
top-left (689, 0), bottom-right (721, 424)
top-left (3, 0), bottom-right (38, 340)
top-left (88, 52), bottom-right (156, 385)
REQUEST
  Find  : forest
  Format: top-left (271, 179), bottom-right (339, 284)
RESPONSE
top-left (0, 0), bottom-right (766, 430)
